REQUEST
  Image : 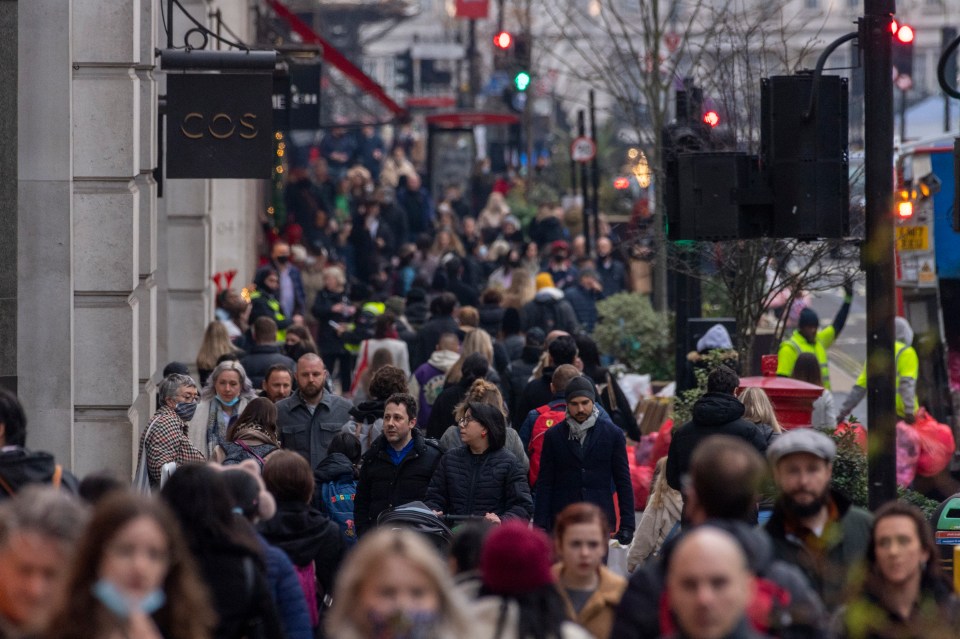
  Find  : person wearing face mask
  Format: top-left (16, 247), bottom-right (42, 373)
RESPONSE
top-left (45, 492), bottom-right (216, 639)
top-left (325, 527), bottom-right (473, 639)
top-left (138, 374), bottom-right (206, 489)
top-left (189, 361), bottom-right (258, 460)
top-left (250, 267), bottom-right (295, 342)
top-left (270, 241), bottom-right (307, 321)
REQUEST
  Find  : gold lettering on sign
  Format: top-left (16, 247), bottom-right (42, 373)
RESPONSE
top-left (239, 113), bottom-right (258, 139)
top-left (209, 113), bottom-right (235, 140)
top-left (181, 112), bottom-right (204, 139)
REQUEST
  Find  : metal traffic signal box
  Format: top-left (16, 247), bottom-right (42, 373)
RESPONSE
top-left (761, 75), bottom-right (849, 239)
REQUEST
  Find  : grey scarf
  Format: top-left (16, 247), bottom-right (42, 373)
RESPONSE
top-left (567, 407), bottom-right (599, 443)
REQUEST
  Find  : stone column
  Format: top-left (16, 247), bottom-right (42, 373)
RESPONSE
top-left (17, 0), bottom-right (75, 460)
top-left (71, 0), bottom-right (143, 477)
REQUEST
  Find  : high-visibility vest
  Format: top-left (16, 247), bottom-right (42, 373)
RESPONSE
top-left (776, 326), bottom-right (836, 390)
top-left (249, 291), bottom-right (288, 341)
top-left (853, 341), bottom-right (919, 418)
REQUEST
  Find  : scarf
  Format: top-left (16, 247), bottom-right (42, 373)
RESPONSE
top-left (567, 407), bottom-right (599, 443)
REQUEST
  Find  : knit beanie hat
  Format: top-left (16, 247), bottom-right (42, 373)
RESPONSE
top-left (566, 376), bottom-right (596, 402)
top-left (535, 272), bottom-right (555, 290)
top-left (798, 307), bottom-right (819, 328)
top-left (480, 521), bottom-right (556, 595)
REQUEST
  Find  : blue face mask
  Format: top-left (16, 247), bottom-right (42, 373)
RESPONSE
top-left (92, 579), bottom-right (167, 618)
top-left (217, 395), bottom-right (240, 407)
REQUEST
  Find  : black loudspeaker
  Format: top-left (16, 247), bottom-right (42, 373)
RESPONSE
top-left (761, 75), bottom-right (849, 239)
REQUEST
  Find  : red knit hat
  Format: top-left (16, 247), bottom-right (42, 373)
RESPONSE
top-left (480, 521), bottom-right (556, 595)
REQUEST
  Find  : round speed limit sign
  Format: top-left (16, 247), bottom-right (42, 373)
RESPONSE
top-left (570, 136), bottom-right (596, 163)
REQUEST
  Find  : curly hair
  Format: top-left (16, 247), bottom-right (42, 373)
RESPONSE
top-left (368, 364), bottom-right (409, 401)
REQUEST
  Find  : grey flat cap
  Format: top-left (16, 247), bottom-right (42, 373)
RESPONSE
top-left (766, 428), bottom-right (837, 465)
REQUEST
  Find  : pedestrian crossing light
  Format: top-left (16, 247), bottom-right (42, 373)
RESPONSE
top-left (513, 70), bottom-right (531, 92)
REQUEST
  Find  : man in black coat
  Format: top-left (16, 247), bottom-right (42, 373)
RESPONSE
top-left (354, 393), bottom-right (443, 535)
top-left (239, 317), bottom-right (296, 389)
top-left (412, 292), bottom-right (460, 369)
top-left (533, 377), bottom-right (634, 543)
top-left (665, 365), bottom-right (769, 492)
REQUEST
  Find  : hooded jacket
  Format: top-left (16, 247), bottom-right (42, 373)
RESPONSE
top-left (340, 399), bottom-right (385, 454)
top-left (257, 500), bottom-right (347, 597)
top-left (521, 288), bottom-right (581, 334)
top-left (665, 392), bottom-right (769, 491)
top-left (0, 447), bottom-right (79, 498)
top-left (410, 349), bottom-right (461, 427)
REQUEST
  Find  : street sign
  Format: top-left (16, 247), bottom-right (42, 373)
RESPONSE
top-left (455, 0), bottom-right (489, 19)
top-left (571, 136), bottom-right (596, 163)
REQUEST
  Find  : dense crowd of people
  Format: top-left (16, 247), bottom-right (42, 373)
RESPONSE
top-left (0, 130), bottom-right (956, 639)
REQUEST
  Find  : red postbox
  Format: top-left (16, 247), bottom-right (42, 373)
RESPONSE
top-left (737, 355), bottom-right (824, 429)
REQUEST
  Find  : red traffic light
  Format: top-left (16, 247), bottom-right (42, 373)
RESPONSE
top-left (613, 177), bottom-right (630, 190)
top-left (892, 21), bottom-right (914, 43)
top-left (703, 110), bottom-right (720, 127)
top-left (896, 25), bottom-right (914, 44)
top-left (493, 31), bottom-right (513, 49)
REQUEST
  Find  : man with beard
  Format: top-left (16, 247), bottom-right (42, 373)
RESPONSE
top-left (277, 354), bottom-right (353, 468)
top-left (764, 429), bottom-right (872, 610)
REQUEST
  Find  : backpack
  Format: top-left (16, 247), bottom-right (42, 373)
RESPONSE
top-left (320, 475), bottom-right (358, 544)
top-left (294, 560), bottom-right (320, 628)
top-left (527, 402), bottom-right (566, 487)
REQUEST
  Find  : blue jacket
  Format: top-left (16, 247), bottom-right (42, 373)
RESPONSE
top-left (562, 283), bottom-right (601, 333)
top-left (533, 410), bottom-right (634, 535)
top-left (257, 534), bottom-right (313, 639)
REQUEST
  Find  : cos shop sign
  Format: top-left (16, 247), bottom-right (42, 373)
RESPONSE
top-left (166, 73), bottom-right (274, 179)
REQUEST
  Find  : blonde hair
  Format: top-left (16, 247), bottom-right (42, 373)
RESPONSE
top-left (738, 387), bottom-right (782, 434)
top-left (325, 529), bottom-right (471, 639)
top-left (445, 329), bottom-right (494, 384)
top-left (453, 378), bottom-right (507, 423)
top-left (322, 266), bottom-right (346, 289)
top-left (647, 456), bottom-right (680, 509)
top-left (502, 270), bottom-right (535, 309)
top-left (196, 321), bottom-right (241, 371)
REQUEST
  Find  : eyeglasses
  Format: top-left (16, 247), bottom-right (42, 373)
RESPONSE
top-left (457, 416), bottom-right (474, 427)
top-left (177, 394), bottom-right (200, 404)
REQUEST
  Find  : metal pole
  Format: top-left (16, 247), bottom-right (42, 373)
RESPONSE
top-left (578, 110), bottom-right (591, 254)
top-left (466, 19), bottom-right (478, 109)
top-left (863, 0), bottom-right (898, 510)
top-left (589, 90), bottom-right (601, 257)
top-left (899, 87), bottom-right (907, 141)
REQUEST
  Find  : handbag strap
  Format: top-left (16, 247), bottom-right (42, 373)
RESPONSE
top-left (235, 439), bottom-right (267, 467)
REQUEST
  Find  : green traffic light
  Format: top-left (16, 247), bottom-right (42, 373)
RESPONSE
top-left (514, 71), bottom-right (531, 92)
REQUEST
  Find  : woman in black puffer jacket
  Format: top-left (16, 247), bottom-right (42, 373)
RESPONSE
top-left (425, 402), bottom-right (533, 524)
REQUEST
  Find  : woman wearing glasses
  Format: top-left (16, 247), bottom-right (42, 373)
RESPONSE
top-left (425, 401), bottom-right (533, 525)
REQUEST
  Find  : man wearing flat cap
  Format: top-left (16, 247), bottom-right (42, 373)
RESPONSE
top-left (533, 376), bottom-right (635, 545)
top-left (764, 428), bottom-right (873, 610)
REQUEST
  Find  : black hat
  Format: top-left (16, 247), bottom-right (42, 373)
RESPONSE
top-left (565, 376), bottom-right (596, 402)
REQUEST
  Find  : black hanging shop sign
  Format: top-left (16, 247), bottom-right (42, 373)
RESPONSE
top-left (273, 60), bottom-right (322, 131)
top-left (162, 50), bottom-right (277, 179)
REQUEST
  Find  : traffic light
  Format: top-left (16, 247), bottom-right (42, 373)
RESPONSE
top-left (394, 49), bottom-right (413, 93)
top-left (703, 110), bottom-right (720, 128)
top-left (493, 31), bottom-right (513, 50)
top-left (892, 20), bottom-right (915, 90)
top-left (513, 70), bottom-right (531, 92)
